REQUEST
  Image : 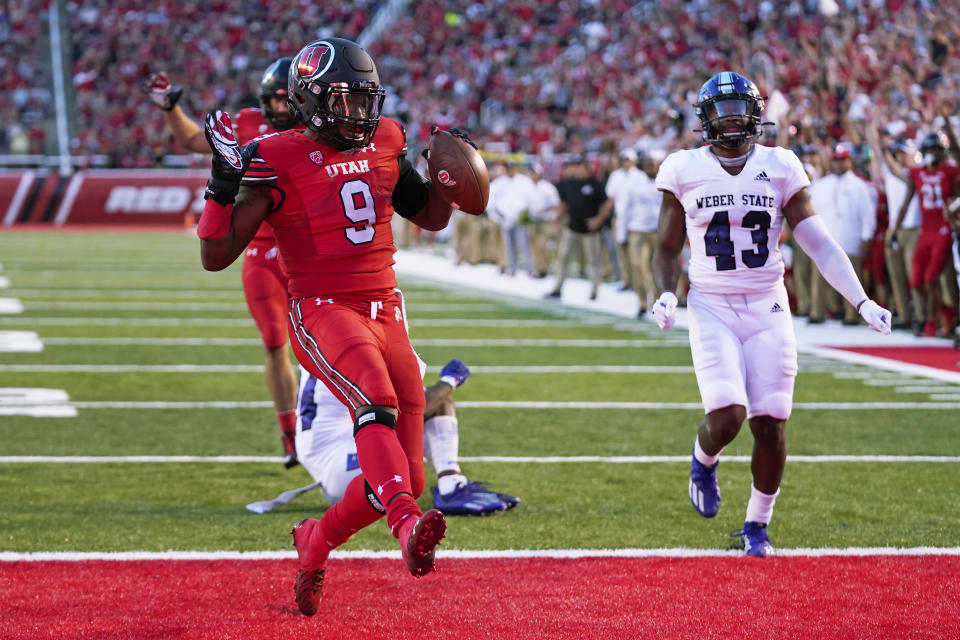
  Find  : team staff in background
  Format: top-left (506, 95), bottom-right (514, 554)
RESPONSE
top-left (145, 60), bottom-right (301, 468)
top-left (195, 37), bottom-right (461, 617)
top-left (887, 130), bottom-right (960, 338)
top-left (295, 358), bottom-right (518, 515)
top-left (651, 71), bottom-right (891, 558)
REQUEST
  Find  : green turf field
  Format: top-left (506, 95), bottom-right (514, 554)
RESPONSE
top-left (1, 231), bottom-right (958, 553)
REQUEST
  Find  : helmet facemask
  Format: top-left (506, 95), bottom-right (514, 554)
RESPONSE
top-left (696, 95), bottom-right (763, 149)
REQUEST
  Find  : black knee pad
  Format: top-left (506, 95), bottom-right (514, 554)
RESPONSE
top-left (364, 480), bottom-right (386, 514)
top-left (353, 407), bottom-right (397, 437)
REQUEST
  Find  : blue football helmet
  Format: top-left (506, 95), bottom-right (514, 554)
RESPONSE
top-left (694, 71), bottom-right (766, 149)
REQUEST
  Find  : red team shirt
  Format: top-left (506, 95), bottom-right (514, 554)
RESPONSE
top-left (907, 163), bottom-right (960, 286)
top-left (242, 117), bottom-right (409, 299)
top-left (234, 107), bottom-right (282, 245)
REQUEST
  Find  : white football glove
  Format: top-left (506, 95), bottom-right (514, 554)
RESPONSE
top-left (144, 72), bottom-right (183, 111)
top-left (651, 291), bottom-right (678, 330)
top-left (858, 299), bottom-right (892, 335)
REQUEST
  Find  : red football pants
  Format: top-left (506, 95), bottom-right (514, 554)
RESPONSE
top-left (241, 240), bottom-right (289, 350)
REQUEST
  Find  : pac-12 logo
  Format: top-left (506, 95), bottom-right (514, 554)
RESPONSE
top-left (309, 150), bottom-right (324, 167)
top-left (437, 169), bottom-right (456, 186)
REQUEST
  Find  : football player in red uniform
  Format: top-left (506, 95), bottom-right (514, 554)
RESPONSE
top-left (146, 59), bottom-right (301, 468)
top-left (196, 38), bottom-right (458, 617)
top-left (888, 131), bottom-right (960, 337)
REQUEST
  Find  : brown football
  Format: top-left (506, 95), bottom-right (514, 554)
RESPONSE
top-left (427, 130), bottom-right (489, 216)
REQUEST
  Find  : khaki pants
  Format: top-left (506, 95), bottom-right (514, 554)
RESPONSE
top-left (899, 227), bottom-right (924, 321)
top-left (528, 219), bottom-right (552, 277)
top-left (792, 244), bottom-right (813, 317)
top-left (551, 228), bottom-right (602, 296)
top-left (453, 212), bottom-right (482, 264)
top-left (627, 230), bottom-right (657, 310)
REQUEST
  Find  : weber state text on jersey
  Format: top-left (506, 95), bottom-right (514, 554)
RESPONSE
top-left (656, 145), bottom-right (809, 294)
top-left (240, 117), bottom-right (414, 299)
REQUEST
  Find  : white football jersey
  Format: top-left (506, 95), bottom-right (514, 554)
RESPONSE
top-left (656, 145), bottom-right (809, 294)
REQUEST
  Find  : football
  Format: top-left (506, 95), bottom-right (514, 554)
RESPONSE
top-left (427, 130), bottom-right (490, 216)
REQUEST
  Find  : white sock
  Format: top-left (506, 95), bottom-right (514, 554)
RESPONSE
top-left (694, 437), bottom-right (721, 467)
top-left (437, 473), bottom-right (468, 496)
top-left (745, 483), bottom-right (780, 525)
top-left (424, 415), bottom-right (461, 478)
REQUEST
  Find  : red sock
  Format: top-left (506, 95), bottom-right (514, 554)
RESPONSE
top-left (354, 423), bottom-right (421, 536)
top-left (318, 475), bottom-right (383, 548)
top-left (277, 409), bottom-right (296, 454)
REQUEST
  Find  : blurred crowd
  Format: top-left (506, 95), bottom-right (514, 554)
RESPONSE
top-left (4, 0), bottom-right (959, 337)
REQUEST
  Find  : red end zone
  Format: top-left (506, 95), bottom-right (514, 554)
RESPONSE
top-left (834, 345), bottom-right (960, 374)
top-left (2, 556), bottom-right (957, 639)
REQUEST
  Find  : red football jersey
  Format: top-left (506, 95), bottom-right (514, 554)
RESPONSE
top-left (241, 117), bottom-right (409, 299)
top-left (234, 108), bottom-right (278, 244)
top-left (908, 164), bottom-right (960, 234)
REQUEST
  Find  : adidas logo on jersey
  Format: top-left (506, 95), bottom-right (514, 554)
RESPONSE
top-left (770, 302), bottom-right (784, 313)
top-left (754, 171), bottom-right (770, 182)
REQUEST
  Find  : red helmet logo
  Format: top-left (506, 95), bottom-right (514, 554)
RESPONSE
top-left (297, 44), bottom-right (331, 78)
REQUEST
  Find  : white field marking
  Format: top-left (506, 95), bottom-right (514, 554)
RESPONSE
top-left (3, 455), bottom-right (957, 464)
top-left (2, 547), bottom-right (959, 562)
top-left (1, 317), bottom-right (254, 327)
top-left (454, 401), bottom-right (960, 410)
top-left (0, 331), bottom-right (43, 352)
top-left (0, 298), bottom-right (24, 313)
top-left (0, 276), bottom-right (8, 288)
top-left (0, 388), bottom-right (69, 404)
top-left (809, 345), bottom-right (960, 385)
top-left (410, 338), bottom-right (690, 347)
top-left (833, 371), bottom-right (911, 379)
top-left (0, 364), bottom-right (696, 374)
top-left (894, 386), bottom-right (960, 394)
top-left (26, 301), bottom-right (250, 311)
top-left (41, 338), bottom-right (260, 346)
top-left (0, 364), bottom-right (263, 373)
top-left (9, 288), bottom-right (243, 299)
top-left (863, 378), bottom-right (946, 387)
top-left (930, 394), bottom-right (960, 401)
top-left (409, 319), bottom-right (606, 327)
top-left (0, 407), bottom-right (77, 417)
top-left (6, 400), bottom-right (959, 411)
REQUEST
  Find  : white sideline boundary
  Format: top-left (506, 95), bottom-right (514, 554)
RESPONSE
top-left (3, 547), bottom-right (959, 562)
top-left (2, 455), bottom-right (957, 464)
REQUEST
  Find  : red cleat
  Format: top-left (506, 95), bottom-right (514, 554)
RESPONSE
top-left (399, 509), bottom-right (446, 578)
top-left (291, 518), bottom-right (331, 616)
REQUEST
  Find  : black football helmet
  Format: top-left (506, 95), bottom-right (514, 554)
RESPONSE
top-left (288, 38), bottom-right (385, 149)
top-left (259, 57), bottom-right (294, 130)
top-left (919, 131), bottom-right (949, 165)
top-left (694, 71), bottom-right (766, 149)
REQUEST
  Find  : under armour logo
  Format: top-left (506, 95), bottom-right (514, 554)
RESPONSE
top-left (754, 171), bottom-right (770, 182)
top-left (771, 302), bottom-right (784, 313)
top-left (395, 308), bottom-right (402, 322)
top-left (376, 475), bottom-right (404, 495)
top-left (315, 297), bottom-right (333, 306)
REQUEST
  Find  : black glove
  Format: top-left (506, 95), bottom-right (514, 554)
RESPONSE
top-left (144, 72), bottom-right (183, 111)
top-left (203, 110), bottom-right (259, 205)
top-left (427, 125), bottom-right (478, 149)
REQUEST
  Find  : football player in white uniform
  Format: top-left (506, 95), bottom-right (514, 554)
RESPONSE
top-left (295, 358), bottom-right (518, 515)
top-left (651, 72), bottom-right (891, 557)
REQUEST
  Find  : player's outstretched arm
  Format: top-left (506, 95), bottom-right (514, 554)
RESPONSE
top-left (785, 189), bottom-right (891, 334)
top-left (144, 72), bottom-right (209, 154)
top-left (651, 190), bottom-right (686, 330)
top-left (198, 110), bottom-right (268, 271)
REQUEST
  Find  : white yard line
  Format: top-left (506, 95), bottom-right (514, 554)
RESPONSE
top-left (2, 399), bottom-right (958, 410)
top-left (2, 547), bottom-right (959, 562)
top-left (1, 317), bottom-right (255, 327)
top-left (2, 455), bottom-right (956, 464)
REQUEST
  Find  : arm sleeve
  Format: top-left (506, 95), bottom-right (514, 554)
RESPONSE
top-left (392, 155), bottom-right (430, 219)
top-left (792, 214), bottom-right (868, 307)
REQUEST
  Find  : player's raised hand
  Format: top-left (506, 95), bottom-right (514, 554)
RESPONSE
top-left (439, 359), bottom-right (470, 388)
top-left (202, 110), bottom-right (258, 205)
top-left (144, 72), bottom-right (183, 111)
top-left (651, 291), bottom-right (678, 330)
top-left (858, 300), bottom-right (892, 335)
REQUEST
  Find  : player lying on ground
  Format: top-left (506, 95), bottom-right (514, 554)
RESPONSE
top-left (294, 358), bottom-right (518, 515)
